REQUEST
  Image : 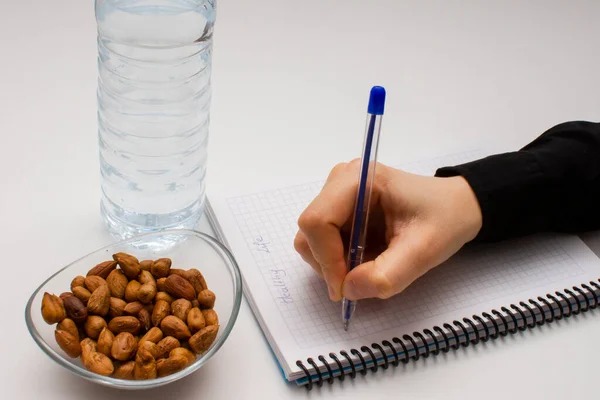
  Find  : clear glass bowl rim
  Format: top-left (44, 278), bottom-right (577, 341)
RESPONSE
top-left (24, 229), bottom-right (242, 389)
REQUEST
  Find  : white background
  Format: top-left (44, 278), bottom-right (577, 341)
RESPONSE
top-left (2, 0), bottom-right (600, 399)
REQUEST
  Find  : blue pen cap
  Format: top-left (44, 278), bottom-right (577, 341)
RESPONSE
top-left (367, 86), bottom-right (386, 115)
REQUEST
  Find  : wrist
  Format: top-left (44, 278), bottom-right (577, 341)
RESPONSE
top-left (449, 176), bottom-right (483, 242)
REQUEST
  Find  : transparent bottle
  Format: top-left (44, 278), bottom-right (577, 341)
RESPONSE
top-left (95, 0), bottom-right (216, 239)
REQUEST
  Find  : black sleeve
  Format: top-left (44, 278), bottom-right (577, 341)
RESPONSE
top-left (434, 121), bottom-right (600, 242)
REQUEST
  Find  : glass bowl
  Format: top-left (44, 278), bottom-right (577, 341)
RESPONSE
top-left (25, 229), bottom-right (242, 389)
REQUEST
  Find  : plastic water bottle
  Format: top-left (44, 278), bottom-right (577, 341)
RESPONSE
top-left (95, 0), bottom-right (216, 240)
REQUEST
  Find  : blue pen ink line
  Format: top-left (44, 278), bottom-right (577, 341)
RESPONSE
top-left (270, 269), bottom-right (293, 304)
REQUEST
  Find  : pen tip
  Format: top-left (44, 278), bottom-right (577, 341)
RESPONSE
top-left (343, 321), bottom-right (350, 331)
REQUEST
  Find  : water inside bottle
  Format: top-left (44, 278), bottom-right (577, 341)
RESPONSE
top-left (95, 0), bottom-right (216, 239)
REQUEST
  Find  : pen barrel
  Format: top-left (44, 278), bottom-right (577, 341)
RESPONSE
top-left (342, 86), bottom-right (386, 329)
top-left (342, 297), bottom-right (356, 320)
top-left (346, 113), bottom-right (383, 272)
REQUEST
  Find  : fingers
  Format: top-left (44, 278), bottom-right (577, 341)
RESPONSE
top-left (295, 160), bottom-right (479, 302)
top-left (296, 162), bottom-right (362, 301)
top-left (293, 231), bottom-right (323, 279)
top-left (341, 233), bottom-right (434, 300)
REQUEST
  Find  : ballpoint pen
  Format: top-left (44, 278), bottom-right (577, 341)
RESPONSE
top-left (342, 86), bottom-right (386, 331)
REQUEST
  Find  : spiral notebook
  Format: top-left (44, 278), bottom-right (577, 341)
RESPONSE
top-left (206, 151), bottom-right (600, 389)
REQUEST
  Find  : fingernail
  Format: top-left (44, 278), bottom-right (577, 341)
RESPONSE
top-left (328, 284), bottom-right (336, 300)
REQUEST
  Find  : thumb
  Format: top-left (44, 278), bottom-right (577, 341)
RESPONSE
top-left (341, 239), bottom-right (429, 300)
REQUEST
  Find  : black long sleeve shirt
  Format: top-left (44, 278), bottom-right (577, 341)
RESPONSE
top-left (435, 121), bottom-right (600, 242)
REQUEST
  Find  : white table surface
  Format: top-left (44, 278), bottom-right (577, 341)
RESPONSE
top-left (3, 0), bottom-right (600, 398)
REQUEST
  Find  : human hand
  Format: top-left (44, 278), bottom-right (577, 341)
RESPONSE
top-left (293, 160), bottom-right (483, 301)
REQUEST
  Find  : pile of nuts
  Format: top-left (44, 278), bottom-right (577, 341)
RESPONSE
top-left (41, 252), bottom-right (219, 379)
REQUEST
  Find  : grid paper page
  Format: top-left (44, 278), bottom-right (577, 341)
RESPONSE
top-left (225, 152), bottom-right (588, 349)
